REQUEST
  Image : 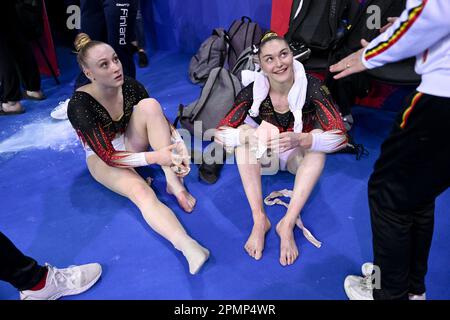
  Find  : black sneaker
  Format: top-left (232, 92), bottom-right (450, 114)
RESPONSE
top-left (138, 51), bottom-right (149, 68)
top-left (198, 145), bottom-right (226, 184)
top-left (289, 41), bottom-right (311, 62)
top-left (199, 162), bottom-right (223, 184)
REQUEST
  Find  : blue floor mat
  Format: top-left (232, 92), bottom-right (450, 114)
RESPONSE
top-left (1, 48), bottom-right (449, 300)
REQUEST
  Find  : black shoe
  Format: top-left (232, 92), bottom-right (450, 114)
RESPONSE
top-left (138, 51), bottom-right (149, 68)
top-left (333, 132), bottom-right (369, 160)
top-left (198, 162), bottom-right (223, 184)
top-left (289, 41), bottom-right (311, 62)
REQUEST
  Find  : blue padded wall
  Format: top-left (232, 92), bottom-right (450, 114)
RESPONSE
top-left (141, 0), bottom-right (272, 54)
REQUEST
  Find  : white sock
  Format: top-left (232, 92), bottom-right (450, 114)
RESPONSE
top-left (175, 237), bottom-right (210, 275)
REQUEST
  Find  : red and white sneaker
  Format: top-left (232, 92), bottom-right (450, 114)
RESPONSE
top-left (20, 263), bottom-right (102, 300)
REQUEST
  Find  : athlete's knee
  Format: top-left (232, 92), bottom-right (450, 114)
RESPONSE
top-left (129, 182), bottom-right (156, 204)
top-left (136, 98), bottom-right (163, 117)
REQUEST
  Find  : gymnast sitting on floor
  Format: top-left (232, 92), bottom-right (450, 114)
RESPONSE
top-left (215, 31), bottom-right (347, 266)
top-left (68, 33), bottom-right (209, 275)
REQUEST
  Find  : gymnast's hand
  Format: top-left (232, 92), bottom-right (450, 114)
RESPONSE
top-left (268, 132), bottom-right (312, 153)
top-left (241, 128), bottom-right (258, 150)
top-left (268, 132), bottom-right (296, 153)
top-left (172, 141), bottom-right (191, 177)
top-left (152, 144), bottom-right (178, 167)
top-left (180, 142), bottom-right (191, 170)
top-left (267, 132), bottom-right (305, 153)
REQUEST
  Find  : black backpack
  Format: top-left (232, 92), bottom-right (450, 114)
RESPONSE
top-left (176, 67), bottom-right (242, 138)
top-left (189, 28), bottom-right (229, 85)
top-left (227, 16), bottom-right (263, 71)
top-left (325, 0), bottom-right (409, 118)
top-left (284, 0), bottom-right (359, 54)
top-left (15, 0), bottom-right (44, 40)
top-left (333, 0), bottom-right (407, 54)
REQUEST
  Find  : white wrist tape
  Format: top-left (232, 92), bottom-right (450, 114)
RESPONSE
top-left (216, 128), bottom-right (241, 147)
top-left (113, 152), bottom-right (148, 167)
top-left (171, 128), bottom-right (184, 143)
top-left (253, 137), bottom-right (267, 160)
top-left (310, 130), bottom-right (347, 153)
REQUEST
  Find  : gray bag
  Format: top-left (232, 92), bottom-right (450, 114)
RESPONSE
top-left (227, 16), bottom-right (263, 70)
top-left (231, 45), bottom-right (260, 81)
top-left (188, 28), bottom-right (229, 84)
top-left (176, 67), bottom-right (242, 138)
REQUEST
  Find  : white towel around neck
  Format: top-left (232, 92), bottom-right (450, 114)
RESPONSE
top-left (241, 59), bottom-right (308, 133)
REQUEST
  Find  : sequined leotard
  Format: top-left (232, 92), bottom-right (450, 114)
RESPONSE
top-left (68, 76), bottom-right (149, 167)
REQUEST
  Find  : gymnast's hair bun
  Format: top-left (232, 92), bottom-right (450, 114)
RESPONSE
top-left (74, 33), bottom-right (92, 52)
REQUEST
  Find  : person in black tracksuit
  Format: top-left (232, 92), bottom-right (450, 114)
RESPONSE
top-left (0, 232), bottom-right (47, 293)
top-left (331, 0), bottom-right (450, 300)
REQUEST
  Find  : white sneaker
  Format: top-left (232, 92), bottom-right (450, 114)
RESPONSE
top-left (361, 262), bottom-right (375, 277)
top-left (50, 98), bottom-right (70, 120)
top-left (347, 262), bottom-right (427, 300)
top-left (345, 262), bottom-right (375, 300)
top-left (344, 274), bottom-right (374, 300)
top-left (409, 293), bottom-right (426, 300)
top-left (20, 263), bottom-right (102, 300)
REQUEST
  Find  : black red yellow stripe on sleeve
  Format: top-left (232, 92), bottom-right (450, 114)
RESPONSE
top-left (365, 0), bottom-right (427, 61)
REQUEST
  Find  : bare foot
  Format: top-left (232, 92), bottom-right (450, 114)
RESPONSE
top-left (276, 219), bottom-right (299, 266)
top-left (166, 178), bottom-right (196, 213)
top-left (244, 215), bottom-right (271, 260)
